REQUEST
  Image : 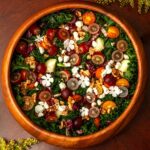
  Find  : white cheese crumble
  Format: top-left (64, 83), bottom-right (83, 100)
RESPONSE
top-left (101, 60), bottom-right (114, 78)
top-left (93, 88), bottom-right (98, 95)
top-left (102, 85), bottom-right (110, 94)
top-left (97, 100), bottom-right (102, 106)
top-left (92, 41), bottom-right (98, 48)
top-left (115, 62), bottom-right (122, 69)
top-left (58, 56), bottom-right (63, 62)
top-left (109, 86), bottom-right (122, 97)
top-left (63, 55), bottom-right (70, 63)
top-left (58, 105), bottom-right (67, 112)
top-left (101, 28), bottom-right (107, 37)
top-left (91, 102), bottom-right (96, 107)
top-left (75, 21), bottom-right (83, 28)
top-left (64, 25), bottom-right (69, 30)
top-left (119, 60), bottom-right (130, 72)
top-left (71, 66), bottom-right (79, 76)
top-left (39, 46), bottom-right (45, 54)
top-left (124, 54), bottom-right (129, 60)
top-left (34, 35), bottom-right (44, 42)
top-left (73, 32), bottom-right (79, 41)
top-left (86, 87), bottom-right (93, 93)
top-left (61, 50), bottom-right (66, 54)
top-left (79, 75), bottom-right (90, 88)
top-left (80, 107), bottom-right (89, 117)
top-left (111, 42), bottom-right (115, 46)
top-left (59, 82), bottom-right (66, 90)
top-left (82, 25), bottom-right (89, 32)
top-left (41, 73), bottom-right (54, 87)
top-left (63, 62), bottom-right (71, 67)
top-left (64, 39), bottom-right (75, 51)
top-left (37, 112), bottom-right (44, 117)
top-left (34, 81), bottom-right (39, 87)
top-left (99, 93), bottom-right (105, 99)
top-left (35, 101), bottom-right (49, 117)
top-left (35, 105), bottom-right (45, 114)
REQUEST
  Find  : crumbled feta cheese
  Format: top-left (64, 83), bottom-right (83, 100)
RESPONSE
top-left (75, 21), bottom-right (83, 28)
top-left (38, 101), bottom-right (44, 105)
top-left (79, 65), bottom-right (83, 68)
top-left (64, 25), bottom-right (69, 30)
top-left (91, 102), bottom-right (97, 107)
top-left (61, 50), bottom-right (66, 54)
top-left (37, 112), bottom-right (44, 117)
top-left (101, 70), bottom-right (107, 78)
top-left (58, 56), bottom-right (63, 62)
top-left (64, 62), bottom-right (71, 67)
top-left (41, 73), bottom-right (54, 87)
top-left (99, 93), bottom-right (105, 99)
top-left (80, 107), bottom-right (89, 117)
top-left (72, 66), bottom-right (79, 74)
top-left (124, 54), bottom-right (129, 60)
top-left (101, 28), bottom-right (107, 37)
top-left (39, 47), bottom-right (45, 54)
top-left (92, 41), bottom-right (98, 48)
top-left (86, 87), bottom-right (93, 93)
top-left (35, 35), bottom-right (44, 42)
top-left (58, 105), bottom-right (66, 112)
top-left (93, 88), bottom-right (98, 95)
top-left (105, 65), bottom-right (112, 74)
top-left (101, 61), bottom-right (114, 78)
top-left (119, 60), bottom-right (130, 72)
top-left (63, 55), bottom-right (70, 63)
top-left (115, 62), bottom-right (122, 69)
top-left (71, 66), bottom-right (80, 77)
top-left (59, 82), bottom-right (66, 90)
top-left (75, 74), bottom-right (81, 78)
top-left (104, 24), bottom-right (108, 27)
top-left (111, 42), bottom-right (115, 46)
top-left (97, 100), bottom-right (102, 106)
top-left (34, 81), bottom-right (39, 87)
top-left (109, 86), bottom-right (122, 97)
top-left (102, 85), bottom-right (110, 94)
top-left (79, 75), bottom-right (90, 88)
top-left (73, 32), bottom-right (79, 41)
top-left (49, 77), bottom-right (54, 83)
top-left (35, 101), bottom-right (49, 116)
top-left (108, 60), bottom-right (114, 65)
top-left (82, 25), bottom-right (89, 32)
top-left (35, 105), bottom-right (45, 114)
top-left (64, 39), bottom-right (75, 51)
top-left (43, 102), bottom-right (49, 109)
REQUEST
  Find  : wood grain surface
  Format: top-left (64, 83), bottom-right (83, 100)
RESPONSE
top-left (0, 0), bottom-right (150, 149)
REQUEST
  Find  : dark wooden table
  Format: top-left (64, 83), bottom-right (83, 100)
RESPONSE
top-left (0, 0), bottom-right (150, 149)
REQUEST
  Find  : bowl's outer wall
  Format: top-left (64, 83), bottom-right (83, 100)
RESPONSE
top-left (1, 1), bottom-right (147, 148)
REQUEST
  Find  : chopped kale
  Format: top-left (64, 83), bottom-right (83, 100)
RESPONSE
top-left (11, 54), bottom-right (30, 72)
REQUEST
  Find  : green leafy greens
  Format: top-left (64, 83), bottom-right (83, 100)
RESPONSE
top-left (11, 55), bottom-right (30, 72)
top-left (40, 10), bottom-right (73, 29)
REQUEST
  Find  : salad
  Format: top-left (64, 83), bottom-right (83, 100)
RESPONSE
top-left (10, 9), bottom-right (138, 136)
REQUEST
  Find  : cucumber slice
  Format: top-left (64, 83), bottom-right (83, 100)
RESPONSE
top-left (95, 37), bottom-right (104, 51)
top-left (45, 59), bottom-right (57, 73)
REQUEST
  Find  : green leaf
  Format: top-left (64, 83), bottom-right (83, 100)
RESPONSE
top-left (30, 49), bottom-right (46, 63)
top-left (53, 37), bottom-right (64, 49)
top-left (61, 111), bottom-right (80, 120)
top-left (11, 55), bottom-right (30, 72)
top-left (40, 11), bottom-right (73, 29)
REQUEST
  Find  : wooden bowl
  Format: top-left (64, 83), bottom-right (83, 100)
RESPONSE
top-left (1, 1), bottom-right (147, 148)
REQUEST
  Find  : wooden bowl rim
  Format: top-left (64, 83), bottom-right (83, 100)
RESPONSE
top-left (1, 1), bottom-right (147, 147)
